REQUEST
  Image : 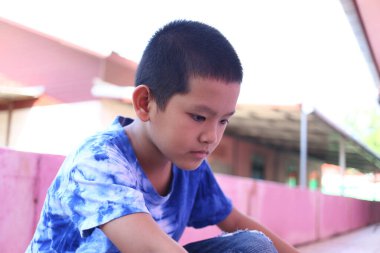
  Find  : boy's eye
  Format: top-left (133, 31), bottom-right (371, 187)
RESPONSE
top-left (220, 119), bottom-right (229, 125)
top-left (190, 114), bottom-right (206, 122)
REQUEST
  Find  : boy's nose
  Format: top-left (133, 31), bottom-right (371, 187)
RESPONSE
top-left (199, 125), bottom-right (218, 144)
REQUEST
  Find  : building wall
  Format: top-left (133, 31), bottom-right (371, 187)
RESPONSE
top-left (210, 136), bottom-right (284, 181)
top-left (208, 135), bottom-right (236, 175)
top-left (210, 136), bottom-right (324, 186)
top-left (1, 100), bottom-right (135, 155)
top-left (0, 19), bottom-right (104, 104)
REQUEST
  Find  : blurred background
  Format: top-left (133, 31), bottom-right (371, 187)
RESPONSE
top-left (0, 0), bottom-right (379, 252)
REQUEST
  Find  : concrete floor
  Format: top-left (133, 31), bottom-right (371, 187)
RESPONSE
top-left (296, 224), bottom-right (380, 253)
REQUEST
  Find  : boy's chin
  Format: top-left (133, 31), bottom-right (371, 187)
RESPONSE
top-left (177, 160), bottom-right (204, 171)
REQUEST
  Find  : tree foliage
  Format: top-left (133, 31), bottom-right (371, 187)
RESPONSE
top-left (344, 107), bottom-right (380, 156)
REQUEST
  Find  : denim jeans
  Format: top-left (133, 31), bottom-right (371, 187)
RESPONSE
top-left (183, 230), bottom-right (278, 253)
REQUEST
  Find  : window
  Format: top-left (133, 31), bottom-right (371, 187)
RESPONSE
top-left (251, 155), bottom-right (265, 179)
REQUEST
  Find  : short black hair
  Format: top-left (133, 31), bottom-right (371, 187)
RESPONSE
top-left (135, 20), bottom-right (243, 109)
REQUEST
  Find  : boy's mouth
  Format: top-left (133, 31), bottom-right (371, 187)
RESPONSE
top-left (190, 150), bottom-right (209, 160)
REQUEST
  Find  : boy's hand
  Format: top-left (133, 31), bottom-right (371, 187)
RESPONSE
top-left (101, 213), bottom-right (187, 253)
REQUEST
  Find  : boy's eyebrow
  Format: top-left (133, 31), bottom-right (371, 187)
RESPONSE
top-left (192, 105), bottom-right (236, 117)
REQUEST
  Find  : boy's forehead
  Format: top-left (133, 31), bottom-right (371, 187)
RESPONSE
top-left (190, 104), bottom-right (236, 117)
top-left (174, 76), bottom-right (240, 109)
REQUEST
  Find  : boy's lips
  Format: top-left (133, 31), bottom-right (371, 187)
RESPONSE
top-left (190, 150), bottom-right (210, 159)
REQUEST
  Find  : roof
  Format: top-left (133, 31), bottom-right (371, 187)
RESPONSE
top-left (91, 78), bottom-right (134, 103)
top-left (354, 0), bottom-right (380, 83)
top-left (227, 104), bottom-right (380, 172)
top-left (347, 0), bottom-right (380, 103)
top-left (0, 75), bottom-right (44, 108)
top-left (0, 85), bottom-right (44, 103)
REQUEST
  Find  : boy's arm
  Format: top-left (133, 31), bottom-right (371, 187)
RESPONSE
top-left (217, 207), bottom-right (300, 253)
top-left (100, 213), bottom-right (187, 253)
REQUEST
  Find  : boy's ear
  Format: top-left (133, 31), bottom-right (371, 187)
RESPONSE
top-left (132, 85), bottom-right (152, 121)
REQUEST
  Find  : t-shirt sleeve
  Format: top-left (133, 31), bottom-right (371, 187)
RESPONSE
top-left (186, 162), bottom-right (233, 228)
top-left (59, 144), bottom-right (149, 237)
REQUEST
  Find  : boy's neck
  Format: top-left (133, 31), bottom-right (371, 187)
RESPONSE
top-left (124, 120), bottom-right (173, 195)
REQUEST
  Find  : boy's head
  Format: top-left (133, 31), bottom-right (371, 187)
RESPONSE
top-left (135, 20), bottom-right (243, 110)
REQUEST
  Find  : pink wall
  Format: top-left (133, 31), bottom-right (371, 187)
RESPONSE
top-left (179, 176), bottom-right (319, 246)
top-left (1, 148), bottom-right (379, 252)
top-left (0, 149), bottom-right (38, 253)
top-left (0, 148), bottom-right (64, 253)
top-left (248, 180), bottom-right (319, 245)
top-left (318, 194), bottom-right (373, 239)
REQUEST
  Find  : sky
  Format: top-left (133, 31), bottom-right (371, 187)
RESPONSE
top-left (0, 0), bottom-right (379, 128)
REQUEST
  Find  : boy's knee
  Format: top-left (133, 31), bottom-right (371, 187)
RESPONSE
top-left (224, 230), bottom-right (278, 253)
top-left (184, 230), bottom-right (278, 253)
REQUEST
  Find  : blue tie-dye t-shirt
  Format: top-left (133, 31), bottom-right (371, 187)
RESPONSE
top-left (26, 116), bottom-right (232, 252)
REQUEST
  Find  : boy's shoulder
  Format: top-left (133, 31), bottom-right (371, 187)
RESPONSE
top-left (88, 116), bottom-right (132, 144)
top-left (71, 116), bottom-right (135, 163)
top-left (55, 117), bottom-right (140, 190)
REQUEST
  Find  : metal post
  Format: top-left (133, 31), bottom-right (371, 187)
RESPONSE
top-left (339, 136), bottom-right (346, 195)
top-left (5, 101), bottom-right (13, 146)
top-left (300, 105), bottom-right (308, 188)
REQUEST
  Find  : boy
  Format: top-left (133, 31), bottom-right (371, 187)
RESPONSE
top-left (26, 20), bottom-right (299, 253)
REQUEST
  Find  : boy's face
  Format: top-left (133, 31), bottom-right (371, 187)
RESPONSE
top-left (147, 77), bottom-right (240, 170)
